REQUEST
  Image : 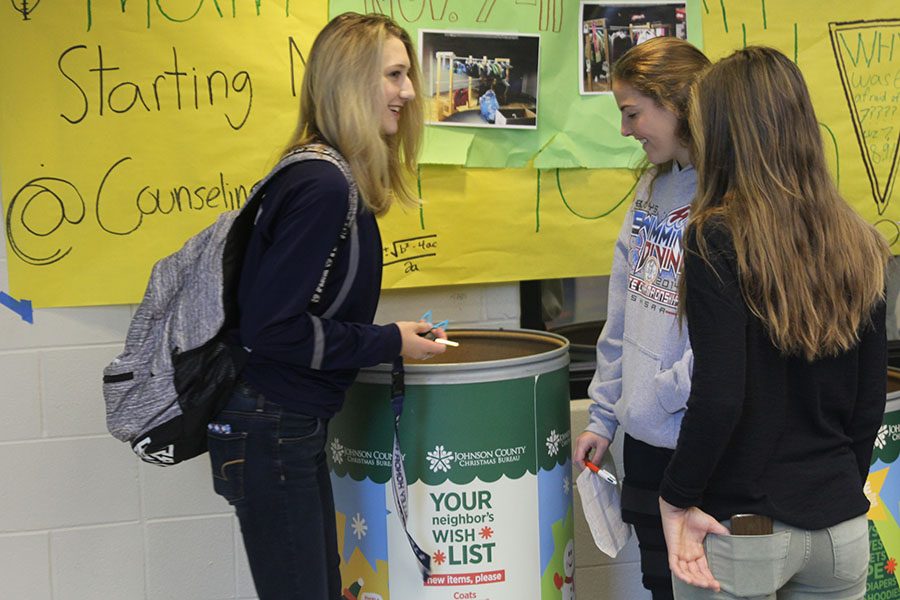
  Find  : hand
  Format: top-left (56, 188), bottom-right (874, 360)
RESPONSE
top-left (659, 498), bottom-right (729, 591)
top-left (573, 431), bottom-right (611, 471)
top-left (396, 321), bottom-right (447, 361)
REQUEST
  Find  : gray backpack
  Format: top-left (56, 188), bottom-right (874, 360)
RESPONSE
top-left (103, 144), bottom-right (359, 465)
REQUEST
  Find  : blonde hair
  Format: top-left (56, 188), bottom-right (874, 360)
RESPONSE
top-left (683, 46), bottom-right (890, 360)
top-left (285, 12), bottom-right (424, 214)
top-left (611, 37), bottom-right (710, 177)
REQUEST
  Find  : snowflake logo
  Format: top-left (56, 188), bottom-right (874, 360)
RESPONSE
top-left (563, 475), bottom-right (571, 495)
top-left (426, 445), bottom-right (454, 472)
top-left (351, 513), bottom-right (368, 540)
top-left (330, 438), bottom-right (345, 464)
top-left (433, 549), bottom-right (446, 565)
top-left (886, 557), bottom-right (897, 575)
top-left (875, 425), bottom-right (888, 450)
top-left (479, 526), bottom-right (494, 539)
top-left (546, 430), bottom-right (561, 457)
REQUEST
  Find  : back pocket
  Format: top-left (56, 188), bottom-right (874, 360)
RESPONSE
top-left (706, 531), bottom-right (790, 597)
top-left (829, 515), bottom-right (869, 583)
top-left (207, 431), bottom-right (247, 504)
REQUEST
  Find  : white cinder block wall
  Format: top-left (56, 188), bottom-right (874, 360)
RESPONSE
top-left (1, 223), bottom-right (647, 598)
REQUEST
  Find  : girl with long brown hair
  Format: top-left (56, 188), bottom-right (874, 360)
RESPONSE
top-left (659, 46), bottom-right (890, 599)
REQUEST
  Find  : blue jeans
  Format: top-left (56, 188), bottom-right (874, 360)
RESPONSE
top-left (207, 380), bottom-right (341, 600)
top-left (673, 514), bottom-right (869, 600)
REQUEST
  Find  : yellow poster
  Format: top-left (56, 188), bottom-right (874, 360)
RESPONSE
top-left (0, 0), bottom-right (645, 307)
top-left (379, 166), bottom-right (636, 289)
top-left (698, 1), bottom-right (900, 244)
top-left (1, 1), bottom-right (896, 308)
top-left (0, 1), bottom-right (325, 306)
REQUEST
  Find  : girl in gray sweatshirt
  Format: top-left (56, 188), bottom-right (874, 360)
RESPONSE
top-left (573, 37), bottom-right (709, 600)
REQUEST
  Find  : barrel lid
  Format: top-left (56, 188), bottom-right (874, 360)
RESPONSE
top-left (356, 328), bottom-right (570, 385)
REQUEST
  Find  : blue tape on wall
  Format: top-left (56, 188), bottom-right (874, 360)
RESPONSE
top-left (0, 291), bottom-right (33, 323)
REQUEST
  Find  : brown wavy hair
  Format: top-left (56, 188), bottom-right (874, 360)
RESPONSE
top-left (682, 46), bottom-right (890, 360)
top-left (285, 12), bottom-right (424, 214)
top-left (612, 37), bottom-right (710, 176)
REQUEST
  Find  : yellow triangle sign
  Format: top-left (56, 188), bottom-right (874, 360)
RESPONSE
top-left (829, 19), bottom-right (900, 215)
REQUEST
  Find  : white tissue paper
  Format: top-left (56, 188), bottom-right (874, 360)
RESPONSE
top-left (575, 468), bottom-right (632, 557)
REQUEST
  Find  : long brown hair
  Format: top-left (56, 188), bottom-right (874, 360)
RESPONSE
top-left (285, 12), bottom-right (424, 214)
top-left (683, 46), bottom-right (890, 360)
top-left (612, 37), bottom-right (710, 176)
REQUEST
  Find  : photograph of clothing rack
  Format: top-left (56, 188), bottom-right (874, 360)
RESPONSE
top-left (420, 30), bottom-right (540, 129)
top-left (579, 1), bottom-right (687, 94)
top-left (434, 52), bottom-right (513, 121)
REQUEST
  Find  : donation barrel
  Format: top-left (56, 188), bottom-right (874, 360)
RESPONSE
top-left (549, 320), bottom-right (605, 400)
top-left (328, 329), bottom-right (574, 600)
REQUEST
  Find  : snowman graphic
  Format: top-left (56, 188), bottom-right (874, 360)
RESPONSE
top-left (342, 578), bottom-right (363, 600)
top-left (552, 539), bottom-right (575, 600)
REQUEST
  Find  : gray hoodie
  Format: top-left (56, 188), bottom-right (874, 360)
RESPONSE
top-left (585, 164), bottom-right (696, 449)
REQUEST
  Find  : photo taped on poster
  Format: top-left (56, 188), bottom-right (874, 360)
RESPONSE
top-left (419, 29), bottom-right (541, 129)
top-left (579, 1), bottom-right (687, 95)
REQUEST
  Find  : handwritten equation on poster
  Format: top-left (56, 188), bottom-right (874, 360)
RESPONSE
top-left (383, 234), bottom-right (438, 273)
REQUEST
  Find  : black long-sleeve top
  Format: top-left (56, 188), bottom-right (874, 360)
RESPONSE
top-left (660, 223), bottom-right (886, 530)
top-left (232, 159), bottom-right (401, 418)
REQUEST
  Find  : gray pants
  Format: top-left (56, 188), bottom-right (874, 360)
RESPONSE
top-left (673, 514), bottom-right (869, 600)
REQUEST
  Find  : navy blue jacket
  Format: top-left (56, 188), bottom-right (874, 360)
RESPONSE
top-left (233, 159), bottom-right (401, 418)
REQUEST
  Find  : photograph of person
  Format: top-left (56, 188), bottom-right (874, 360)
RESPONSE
top-left (419, 29), bottom-right (540, 128)
top-left (580, 1), bottom-right (687, 94)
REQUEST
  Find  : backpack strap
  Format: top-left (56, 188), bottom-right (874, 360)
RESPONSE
top-left (244, 143), bottom-right (360, 319)
top-left (296, 146), bottom-right (359, 318)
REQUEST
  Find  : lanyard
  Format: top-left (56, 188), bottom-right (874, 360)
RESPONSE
top-left (390, 357), bottom-right (432, 581)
